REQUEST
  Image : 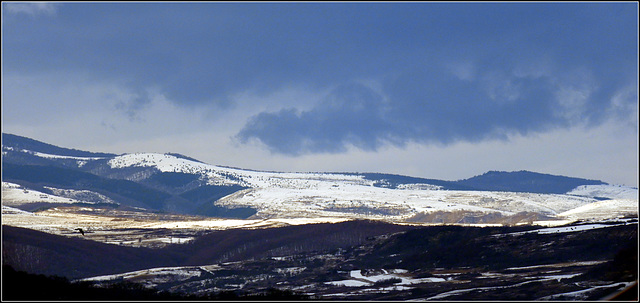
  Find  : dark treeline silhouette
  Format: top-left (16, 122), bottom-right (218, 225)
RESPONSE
top-left (2, 265), bottom-right (312, 300)
top-left (456, 170), bottom-right (606, 194)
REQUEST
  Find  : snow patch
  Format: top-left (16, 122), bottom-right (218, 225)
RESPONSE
top-left (2, 182), bottom-right (82, 205)
top-left (2, 205), bottom-right (38, 216)
top-left (505, 222), bottom-right (635, 236)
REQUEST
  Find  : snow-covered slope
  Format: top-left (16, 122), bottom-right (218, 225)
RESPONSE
top-left (215, 185), bottom-right (603, 220)
top-left (107, 152), bottom-right (372, 188)
top-left (566, 184), bottom-right (638, 200)
top-left (1, 205), bottom-right (38, 216)
top-left (1, 182), bottom-right (113, 207)
top-left (558, 199), bottom-right (638, 221)
top-left (2, 182), bottom-right (80, 206)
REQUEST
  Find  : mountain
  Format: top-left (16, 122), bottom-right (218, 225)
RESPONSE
top-left (2, 133), bottom-right (637, 223)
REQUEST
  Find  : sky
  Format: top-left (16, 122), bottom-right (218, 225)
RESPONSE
top-left (2, 2), bottom-right (638, 187)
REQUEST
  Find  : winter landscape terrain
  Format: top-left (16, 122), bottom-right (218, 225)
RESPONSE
top-left (1, 133), bottom-right (638, 300)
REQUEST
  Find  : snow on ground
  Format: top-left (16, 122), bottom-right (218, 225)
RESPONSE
top-left (504, 261), bottom-right (608, 271)
top-left (216, 185), bottom-right (599, 220)
top-left (2, 205), bottom-right (38, 216)
top-left (144, 217), bottom-right (349, 230)
top-left (43, 186), bottom-right (117, 204)
top-left (325, 280), bottom-right (371, 287)
top-left (421, 275), bottom-right (586, 301)
top-left (558, 199), bottom-right (638, 221)
top-left (541, 273), bottom-right (582, 281)
top-left (10, 151), bottom-right (632, 223)
top-left (29, 150), bottom-right (107, 161)
top-left (80, 266), bottom-right (203, 283)
top-left (503, 221), bottom-right (636, 236)
top-left (2, 182), bottom-right (83, 206)
top-left (537, 281), bottom-right (635, 300)
top-left (154, 236), bottom-right (194, 244)
top-left (5, 150), bottom-right (637, 245)
top-left (325, 269), bottom-right (446, 288)
top-left (107, 153), bottom-right (371, 188)
top-left (567, 184), bottom-right (638, 200)
top-left (1, 205), bottom-right (353, 247)
top-left (2, 147), bottom-right (107, 161)
top-left (104, 153), bottom-right (611, 222)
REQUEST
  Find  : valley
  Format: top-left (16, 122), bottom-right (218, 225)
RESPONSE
top-left (3, 217), bottom-right (637, 300)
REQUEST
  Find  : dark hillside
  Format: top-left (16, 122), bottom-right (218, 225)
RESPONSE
top-left (455, 170), bottom-right (606, 194)
top-left (1, 147), bottom-right (73, 167)
top-left (179, 219), bottom-right (418, 264)
top-left (1, 265), bottom-right (188, 301)
top-left (2, 225), bottom-right (185, 279)
top-left (359, 172), bottom-right (476, 190)
top-left (354, 224), bottom-right (638, 271)
top-left (1, 265), bottom-right (311, 300)
top-left (3, 163), bottom-right (172, 210)
top-left (2, 133), bottom-right (115, 158)
top-left (182, 185), bottom-right (254, 218)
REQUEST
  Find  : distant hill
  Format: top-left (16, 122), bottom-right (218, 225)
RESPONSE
top-left (358, 172), bottom-right (477, 190)
top-left (2, 133), bottom-right (116, 158)
top-left (456, 170), bottom-right (606, 194)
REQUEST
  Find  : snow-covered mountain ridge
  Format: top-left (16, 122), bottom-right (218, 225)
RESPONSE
top-left (107, 152), bottom-right (372, 188)
top-left (2, 133), bottom-right (637, 223)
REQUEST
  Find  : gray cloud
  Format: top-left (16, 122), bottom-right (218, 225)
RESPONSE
top-left (236, 83), bottom-right (393, 155)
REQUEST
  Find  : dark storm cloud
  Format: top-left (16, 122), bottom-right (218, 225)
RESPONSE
top-left (3, 2), bottom-right (637, 154)
top-left (236, 67), bottom-right (561, 154)
top-left (236, 83), bottom-right (394, 155)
